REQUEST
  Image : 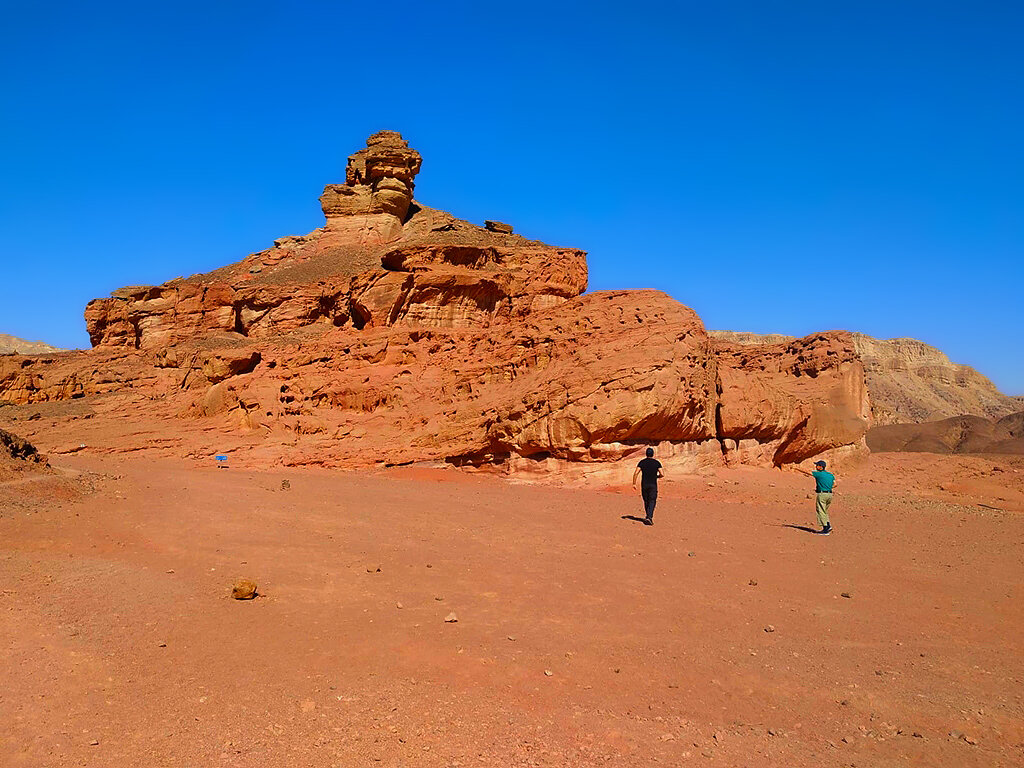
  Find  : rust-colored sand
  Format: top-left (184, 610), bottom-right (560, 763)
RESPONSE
top-left (1, 453), bottom-right (1022, 767)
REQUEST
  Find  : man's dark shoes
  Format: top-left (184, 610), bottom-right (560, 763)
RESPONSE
top-left (820, 523), bottom-right (832, 535)
top-left (643, 518), bottom-right (654, 526)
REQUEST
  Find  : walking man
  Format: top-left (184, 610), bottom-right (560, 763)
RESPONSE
top-left (795, 459), bottom-right (836, 535)
top-left (632, 447), bottom-right (664, 526)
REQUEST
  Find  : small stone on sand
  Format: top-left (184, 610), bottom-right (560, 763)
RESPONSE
top-left (231, 579), bottom-right (258, 599)
top-left (444, 612), bottom-right (458, 623)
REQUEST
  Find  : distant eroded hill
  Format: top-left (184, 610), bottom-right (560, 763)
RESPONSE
top-left (710, 331), bottom-right (1016, 425)
top-left (0, 334), bottom-right (66, 355)
top-left (867, 411), bottom-right (1024, 455)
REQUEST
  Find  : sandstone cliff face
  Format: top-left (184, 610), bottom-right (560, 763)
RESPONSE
top-left (2, 293), bottom-right (867, 472)
top-left (714, 333), bottom-right (870, 465)
top-left (711, 331), bottom-right (1016, 425)
top-left (1, 132), bottom-right (871, 474)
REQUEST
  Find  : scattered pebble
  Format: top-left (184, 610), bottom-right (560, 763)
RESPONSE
top-left (231, 579), bottom-right (257, 600)
top-left (544, 669), bottom-right (553, 676)
top-left (281, 479), bottom-right (290, 490)
top-left (158, 642), bottom-right (167, 648)
top-left (366, 565), bottom-right (381, 573)
top-left (764, 625), bottom-right (775, 633)
top-left (165, 569), bottom-right (175, 574)
top-left (748, 578), bottom-right (758, 586)
top-left (688, 551), bottom-right (695, 557)
top-left (89, 739), bottom-right (99, 746)
top-left (841, 592), bottom-right (852, 598)
top-left (507, 635), bottom-right (516, 641)
top-left (395, 602), bottom-right (403, 609)
top-left (444, 612), bottom-right (458, 623)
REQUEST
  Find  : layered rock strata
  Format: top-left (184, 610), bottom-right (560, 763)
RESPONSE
top-left (714, 333), bottom-right (870, 465)
top-left (1, 132), bottom-right (871, 472)
top-left (85, 131), bottom-right (586, 349)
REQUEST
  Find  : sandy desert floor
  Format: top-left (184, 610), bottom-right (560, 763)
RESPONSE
top-left (1, 452), bottom-right (1022, 767)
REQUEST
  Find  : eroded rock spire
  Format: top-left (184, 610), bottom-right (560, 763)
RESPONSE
top-left (320, 130), bottom-right (423, 222)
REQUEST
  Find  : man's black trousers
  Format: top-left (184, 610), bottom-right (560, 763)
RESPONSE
top-left (641, 483), bottom-right (658, 520)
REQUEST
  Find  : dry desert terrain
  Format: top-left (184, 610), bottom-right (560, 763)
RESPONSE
top-left (2, 452), bottom-right (1023, 767)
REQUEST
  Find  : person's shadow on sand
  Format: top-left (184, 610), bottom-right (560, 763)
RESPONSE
top-left (782, 523), bottom-right (820, 534)
top-left (621, 515), bottom-right (649, 524)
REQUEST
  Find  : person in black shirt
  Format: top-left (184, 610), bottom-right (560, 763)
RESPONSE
top-left (632, 447), bottom-right (664, 526)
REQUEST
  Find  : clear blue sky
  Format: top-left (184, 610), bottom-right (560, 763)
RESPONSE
top-left (2, 1), bottom-right (1022, 393)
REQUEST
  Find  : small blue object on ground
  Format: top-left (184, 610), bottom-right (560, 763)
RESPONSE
top-left (216, 455), bottom-right (229, 468)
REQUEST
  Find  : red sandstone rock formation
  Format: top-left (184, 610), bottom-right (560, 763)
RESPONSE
top-left (84, 131), bottom-right (586, 349)
top-left (1, 131), bottom-right (870, 473)
top-left (714, 333), bottom-right (870, 465)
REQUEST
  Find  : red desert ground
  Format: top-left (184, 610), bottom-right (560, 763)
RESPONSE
top-left (2, 133), bottom-right (1022, 767)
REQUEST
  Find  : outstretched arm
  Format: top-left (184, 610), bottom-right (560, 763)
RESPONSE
top-left (792, 465), bottom-right (812, 476)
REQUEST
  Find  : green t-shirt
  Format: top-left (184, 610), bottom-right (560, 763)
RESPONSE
top-left (811, 470), bottom-right (835, 493)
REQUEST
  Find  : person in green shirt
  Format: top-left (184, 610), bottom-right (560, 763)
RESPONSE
top-left (794, 460), bottom-right (836, 535)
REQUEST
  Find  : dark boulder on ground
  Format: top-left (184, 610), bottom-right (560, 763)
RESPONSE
top-left (0, 428), bottom-right (48, 481)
